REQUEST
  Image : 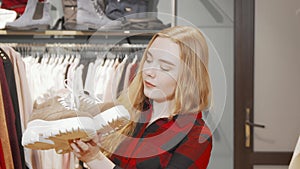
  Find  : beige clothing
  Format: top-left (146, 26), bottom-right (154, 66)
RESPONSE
top-left (0, 45), bottom-right (33, 131)
top-left (0, 82), bottom-right (15, 169)
top-left (0, 45), bottom-right (36, 169)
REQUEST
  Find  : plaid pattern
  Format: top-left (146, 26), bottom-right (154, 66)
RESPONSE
top-left (111, 103), bottom-right (212, 169)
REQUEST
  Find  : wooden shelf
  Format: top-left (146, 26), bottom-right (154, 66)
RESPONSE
top-left (0, 30), bottom-right (158, 36)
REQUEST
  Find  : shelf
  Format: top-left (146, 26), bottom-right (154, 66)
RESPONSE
top-left (0, 30), bottom-right (158, 36)
top-left (0, 29), bottom-right (157, 44)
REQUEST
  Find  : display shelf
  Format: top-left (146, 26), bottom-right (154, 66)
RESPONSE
top-left (0, 29), bottom-right (158, 36)
top-left (0, 29), bottom-right (157, 44)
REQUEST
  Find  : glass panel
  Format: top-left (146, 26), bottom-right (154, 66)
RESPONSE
top-left (254, 0), bottom-right (300, 152)
top-left (158, 1), bottom-right (234, 169)
top-left (158, 0), bottom-right (233, 28)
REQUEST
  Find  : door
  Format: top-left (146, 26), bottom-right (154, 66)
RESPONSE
top-left (234, 0), bottom-right (300, 168)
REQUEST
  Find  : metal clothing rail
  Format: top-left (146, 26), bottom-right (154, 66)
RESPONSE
top-left (0, 43), bottom-right (148, 49)
top-left (0, 43), bottom-right (147, 61)
top-left (0, 43), bottom-right (148, 56)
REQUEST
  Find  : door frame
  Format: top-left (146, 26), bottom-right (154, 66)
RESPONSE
top-left (234, 0), bottom-right (293, 168)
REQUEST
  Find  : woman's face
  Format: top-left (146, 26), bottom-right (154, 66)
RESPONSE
top-left (142, 37), bottom-right (181, 103)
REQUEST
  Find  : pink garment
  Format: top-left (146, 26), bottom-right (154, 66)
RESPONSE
top-left (129, 63), bottom-right (138, 84)
top-left (62, 153), bottom-right (70, 169)
top-left (123, 62), bottom-right (133, 90)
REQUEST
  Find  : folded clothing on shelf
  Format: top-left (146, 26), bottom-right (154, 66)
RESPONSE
top-left (0, 8), bottom-right (17, 29)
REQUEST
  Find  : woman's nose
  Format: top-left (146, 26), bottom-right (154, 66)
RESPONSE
top-left (143, 67), bottom-right (156, 78)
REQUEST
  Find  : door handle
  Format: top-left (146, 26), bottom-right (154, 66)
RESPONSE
top-left (245, 108), bottom-right (266, 148)
top-left (245, 120), bottom-right (265, 128)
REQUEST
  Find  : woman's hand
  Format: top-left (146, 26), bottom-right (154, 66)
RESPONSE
top-left (70, 135), bottom-right (116, 169)
top-left (70, 135), bottom-right (102, 163)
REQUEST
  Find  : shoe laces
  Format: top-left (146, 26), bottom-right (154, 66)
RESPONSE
top-left (58, 79), bottom-right (103, 111)
top-left (58, 79), bottom-right (80, 110)
top-left (79, 90), bottom-right (103, 105)
top-left (91, 0), bottom-right (105, 19)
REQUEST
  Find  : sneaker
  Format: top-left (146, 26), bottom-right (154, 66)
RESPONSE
top-left (22, 97), bottom-right (130, 154)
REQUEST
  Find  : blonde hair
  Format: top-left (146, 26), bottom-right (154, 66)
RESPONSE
top-left (101, 26), bottom-right (211, 156)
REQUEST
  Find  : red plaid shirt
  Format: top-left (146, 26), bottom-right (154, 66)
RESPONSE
top-left (110, 103), bottom-right (212, 169)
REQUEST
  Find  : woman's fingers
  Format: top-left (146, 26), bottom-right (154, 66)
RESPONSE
top-left (70, 142), bottom-right (81, 153)
top-left (76, 140), bottom-right (89, 151)
top-left (88, 140), bottom-right (97, 147)
top-left (95, 133), bottom-right (103, 147)
top-left (70, 138), bottom-right (102, 163)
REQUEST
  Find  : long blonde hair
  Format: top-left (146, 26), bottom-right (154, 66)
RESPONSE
top-left (101, 26), bottom-right (211, 156)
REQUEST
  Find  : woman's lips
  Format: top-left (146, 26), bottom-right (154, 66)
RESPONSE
top-left (144, 81), bottom-right (156, 88)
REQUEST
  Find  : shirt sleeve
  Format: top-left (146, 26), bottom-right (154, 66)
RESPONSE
top-left (165, 124), bottom-right (213, 169)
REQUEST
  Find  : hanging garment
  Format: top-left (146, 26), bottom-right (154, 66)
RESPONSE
top-left (21, 50), bottom-right (83, 169)
top-left (1, 45), bottom-right (33, 132)
top-left (116, 56), bottom-right (130, 97)
top-left (129, 62), bottom-right (138, 84)
top-left (123, 54), bottom-right (137, 90)
top-left (0, 49), bottom-right (26, 169)
top-left (1, 48), bottom-right (23, 140)
top-left (21, 54), bottom-right (64, 169)
top-left (0, 139), bottom-right (5, 169)
top-left (102, 57), bottom-right (120, 102)
top-left (1, 45), bottom-right (35, 169)
top-left (0, 83), bottom-right (14, 169)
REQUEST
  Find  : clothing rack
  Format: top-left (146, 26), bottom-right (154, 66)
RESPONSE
top-left (1, 43), bottom-right (148, 50)
top-left (0, 43), bottom-right (147, 60)
top-left (6, 43), bottom-right (143, 104)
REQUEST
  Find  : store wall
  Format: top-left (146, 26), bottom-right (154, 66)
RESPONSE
top-left (253, 0), bottom-right (300, 168)
top-left (158, 1), bottom-right (234, 169)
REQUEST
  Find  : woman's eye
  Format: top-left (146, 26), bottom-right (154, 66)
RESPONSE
top-left (145, 56), bottom-right (152, 63)
top-left (160, 64), bottom-right (172, 71)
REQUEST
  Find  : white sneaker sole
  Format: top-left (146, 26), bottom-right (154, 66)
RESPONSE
top-left (22, 105), bottom-right (130, 153)
top-left (22, 117), bottom-right (96, 153)
top-left (93, 105), bottom-right (130, 130)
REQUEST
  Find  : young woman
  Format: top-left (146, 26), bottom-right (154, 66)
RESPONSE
top-left (70, 26), bottom-right (213, 169)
